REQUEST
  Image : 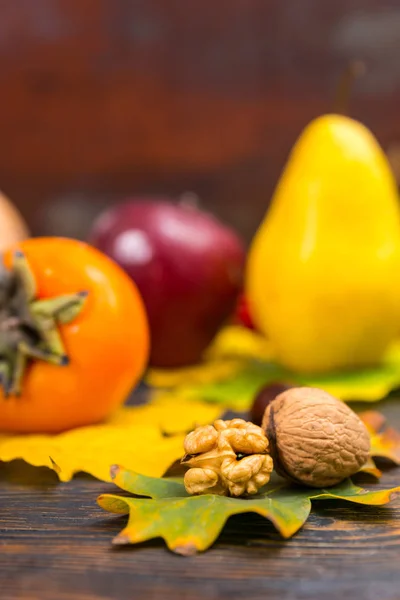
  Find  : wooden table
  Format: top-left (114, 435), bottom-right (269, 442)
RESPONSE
top-left (1, 396), bottom-right (400, 600)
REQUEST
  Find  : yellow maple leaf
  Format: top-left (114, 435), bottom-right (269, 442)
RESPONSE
top-left (146, 326), bottom-right (273, 389)
top-left (0, 397), bottom-right (222, 482)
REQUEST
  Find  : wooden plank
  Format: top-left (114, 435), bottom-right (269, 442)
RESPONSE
top-left (1, 398), bottom-right (400, 600)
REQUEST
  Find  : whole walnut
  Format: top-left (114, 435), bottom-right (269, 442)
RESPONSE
top-left (261, 387), bottom-right (370, 487)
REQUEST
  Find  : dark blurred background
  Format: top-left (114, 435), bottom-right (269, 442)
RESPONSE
top-left (1, 0), bottom-right (400, 242)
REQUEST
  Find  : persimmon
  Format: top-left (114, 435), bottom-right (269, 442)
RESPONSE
top-left (0, 237), bottom-right (149, 433)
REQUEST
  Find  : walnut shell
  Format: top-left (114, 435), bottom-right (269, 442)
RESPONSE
top-left (261, 387), bottom-right (370, 487)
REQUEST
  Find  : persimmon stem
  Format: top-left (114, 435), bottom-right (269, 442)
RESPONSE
top-left (333, 60), bottom-right (366, 116)
top-left (0, 252), bottom-right (88, 398)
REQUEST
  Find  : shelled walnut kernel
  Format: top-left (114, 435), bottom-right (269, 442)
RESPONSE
top-left (181, 419), bottom-right (273, 497)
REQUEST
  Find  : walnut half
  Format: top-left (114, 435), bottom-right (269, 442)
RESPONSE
top-left (181, 419), bottom-right (273, 497)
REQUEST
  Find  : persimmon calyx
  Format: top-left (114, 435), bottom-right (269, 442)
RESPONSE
top-left (0, 250), bottom-right (88, 398)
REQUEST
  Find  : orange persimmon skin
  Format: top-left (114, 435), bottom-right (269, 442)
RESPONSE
top-left (0, 238), bottom-right (149, 433)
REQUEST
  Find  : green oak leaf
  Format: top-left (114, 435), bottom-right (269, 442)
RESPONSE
top-left (97, 466), bottom-right (400, 556)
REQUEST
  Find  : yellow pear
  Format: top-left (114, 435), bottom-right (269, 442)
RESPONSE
top-left (246, 114), bottom-right (400, 373)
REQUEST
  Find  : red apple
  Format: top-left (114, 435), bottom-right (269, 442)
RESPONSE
top-left (89, 198), bottom-right (245, 367)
